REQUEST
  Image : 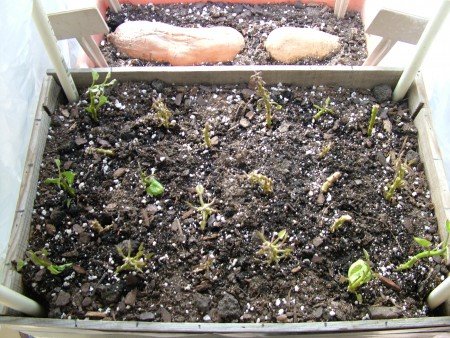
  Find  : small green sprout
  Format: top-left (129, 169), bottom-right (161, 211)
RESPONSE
top-left (347, 249), bottom-right (375, 303)
top-left (86, 70), bottom-right (117, 122)
top-left (321, 171), bottom-right (342, 193)
top-left (396, 220), bottom-right (450, 271)
top-left (256, 229), bottom-right (292, 265)
top-left (313, 97), bottom-right (334, 121)
top-left (247, 170), bottom-right (273, 194)
top-left (203, 122), bottom-right (212, 148)
top-left (25, 249), bottom-right (72, 275)
top-left (15, 259), bottom-right (27, 272)
top-left (384, 163), bottom-right (407, 201)
top-left (152, 98), bottom-right (174, 128)
top-left (318, 142), bottom-right (333, 159)
top-left (44, 159), bottom-right (76, 206)
top-left (115, 242), bottom-right (153, 274)
top-left (251, 72), bottom-right (282, 128)
top-left (367, 104), bottom-right (380, 137)
top-left (330, 215), bottom-right (352, 233)
top-left (140, 169), bottom-right (164, 197)
top-left (189, 185), bottom-right (217, 231)
top-left (86, 147), bottom-right (115, 157)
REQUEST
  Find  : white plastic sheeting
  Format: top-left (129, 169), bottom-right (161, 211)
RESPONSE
top-left (0, 1), bottom-right (82, 278)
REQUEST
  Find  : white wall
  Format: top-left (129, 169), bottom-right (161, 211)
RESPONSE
top-left (364, 0), bottom-right (450, 187)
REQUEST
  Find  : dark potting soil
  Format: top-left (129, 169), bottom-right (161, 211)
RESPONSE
top-left (21, 79), bottom-right (446, 323)
top-left (101, 3), bottom-right (367, 66)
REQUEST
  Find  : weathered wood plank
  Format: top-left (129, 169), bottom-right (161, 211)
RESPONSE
top-left (1, 316), bottom-right (450, 335)
top-left (107, 0), bottom-right (121, 13)
top-left (0, 77), bottom-right (58, 315)
top-left (47, 66), bottom-right (403, 89)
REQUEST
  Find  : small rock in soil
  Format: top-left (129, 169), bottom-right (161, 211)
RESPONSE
top-left (240, 118), bottom-right (251, 128)
top-left (99, 283), bottom-right (123, 304)
top-left (368, 306), bottom-right (402, 319)
top-left (113, 167), bottom-right (127, 178)
top-left (312, 307), bottom-right (323, 320)
top-left (81, 297), bottom-right (92, 307)
top-left (124, 289), bottom-right (137, 306)
top-left (372, 84), bottom-right (392, 102)
top-left (72, 264), bottom-right (87, 274)
top-left (85, 311), bottom-right (107, 319)
top-left (159, 307), bottom-right (172, 322)
top-left (45, 223), bottom-right (56, 235)
top-left (55, 291), bottom-right (71, 307)
top-left (276, 314), bottom-right (288, 323)
top-left (140, 312), bottom-right (156, 321)
top-left (50, 209), bottom-right (65, 227)
top-left (34, 269), bottom-right (46, 282)
top-left (194, 293), bottom-right (211, 314)
top-left (217, 293), bottom-right (241, 322)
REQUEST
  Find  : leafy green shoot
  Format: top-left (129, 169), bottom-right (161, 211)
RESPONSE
top-left (313, 97), bottom-right (334, 121)
top-left (247, 170), bottom-right (273, 194)
top-left (384, 162), bottom-right (407, 201)
top-left (250, 72), bottom-right (282, 128)
top-left (347, 249), bottom-right (375, 303)
top-left (85, 70), bottom-right (117, 122)
top-left (152, 98), bottom-right (174, 128)
top-left (367, 104), bottom-right (380, 137)
top-left (140, 169), bottom-right (164, 197)
top-left (330, 215), bottom-right (352, 233)
top-left (396, 220), bottom-right (450, 271)
top-left (256, 229), bottom-right (292, 265)
top-left (44, 159), bottom-right (76, 206)
top-left (189, 185), bottom-right (217, 231)
top-left (26, 249), bottom-right (72, 275)
top-left (115, 242), bottom-right (153, 274)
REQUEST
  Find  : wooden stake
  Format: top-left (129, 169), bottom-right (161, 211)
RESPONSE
top-left (334, 0), bottom-right (349, 19)
top-left (107, 0), bottom-right (121, 13)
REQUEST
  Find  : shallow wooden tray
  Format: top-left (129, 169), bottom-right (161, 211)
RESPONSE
top-left (1, 66), bottom-right (449, 336)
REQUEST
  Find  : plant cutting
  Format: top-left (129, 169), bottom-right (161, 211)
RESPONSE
top-left (86, 147), bottom-right (115, 157)
top-left (367, 104), bottom-right (380, 137)
top-left (384, 162), bottom-right (407, 201)
top-left (140, 169), bottom-right (164, 197)
top-left (115, 241), bottom-right (153, 274)
top-left (313, 97), bottom-right (334, 121)
top-left (330, 215), bottom-right (352, 233)
top-left (152, 98), bottom-right (174, 128)
top-left (203, 122), bottom-right (212, 148)
top-left (396, 220), bottom-right (450, 271)
top-left (44, 158), bottom-right (76, 206)
top-left (189, 184), bottom-right (217, 231)
top-left (247, 170), bottom-right (273, 194)
top-left (18, 249), bottom-right (72, 275)
top-left (85, 70), bottom-right (116, 122)
top-left (321, 171), bottom-right (342, 193)
top-left (250, 72), bottom-right (282, 128)
top-left (256, 229), bottom-right (292, 265)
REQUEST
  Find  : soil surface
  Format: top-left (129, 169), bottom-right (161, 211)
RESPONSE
top-left (102, 3), bottom-right (367, 66)
top-left (22, 78), bottom-right (446, 323)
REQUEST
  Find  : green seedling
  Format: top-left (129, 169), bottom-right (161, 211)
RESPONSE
top-left (44, 159), bottom-right (76, 206)
top-left (347, 249), bottom-right (376, 303)
top-left (313, 97), bottom-right (334, 121)
top-left (321, 171), bottom-right (342, 193)
top-left (318, 142), bottom-right (333, 159)
top-left (396, 220), bottom-right (450, 271)
top-left (189, 185), bottom-right (217, 231)
top-left (115, 242), bottom-right (153, 274)
top-left (384, 162), bottom-right (407, 201)
top-left (203, 122), bottom-right (212, 148)
top-left (247, 170), bottom-right (273, 194)
top-left (140, 169), bottom-right (164, 197)
top-left (330, 215), bottom-right (352, 233)
top-left (25, 249), bottom-right (72, 275)
top-left (256, 229), bottom-right (292, 265)
top-left (86, 70), bottom-right (116, 122)
top-left (250, 72), bottom-right (282, 128)
top-left (152, 98), bottom-right (174, 128)
top-left (86, 147), bottom-right (115, 157)
top-left (367, 104), bottom-right (380, 137)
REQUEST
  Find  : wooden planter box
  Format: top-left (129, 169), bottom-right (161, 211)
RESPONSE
top-left (0, 66), bottom-right (449, 336)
